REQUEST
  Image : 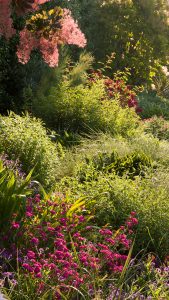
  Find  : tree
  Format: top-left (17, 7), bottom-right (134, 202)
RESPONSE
top-left (69, 0), bottom-right (169, 86)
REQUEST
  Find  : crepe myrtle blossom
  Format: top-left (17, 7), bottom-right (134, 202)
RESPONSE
top-left (0, 1), bottom-right (86, 67)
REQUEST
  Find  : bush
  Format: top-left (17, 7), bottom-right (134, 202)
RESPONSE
top-left (88, 68), bottom-right (142, 113)
top-left (0, 113), bottom-right (63, 188)
top-left (143, 116), bottom-right (169, 140)
top-left (32, 79), bottom-right (141, 137)
top-left (138, 91), bottom-right (169, 119)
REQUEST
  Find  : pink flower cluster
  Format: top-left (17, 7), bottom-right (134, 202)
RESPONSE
top-left (0, 0), bottom-right (16, 39)
top-left (17, 8), bottom-right (86, 67)
top-left (1, 194), bottom-right (138, 298)
top-left (0, 0), bottom-right (49, 39)
top-left (0, 1), bottom-right (86, 67)
top-left (60, 9), bottom-right (87, 48)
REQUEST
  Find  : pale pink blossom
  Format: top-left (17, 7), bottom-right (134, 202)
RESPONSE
top-left (39, 37), bottom-right (59, 67)
top-left (0, 0), bottom-right (16, 39)
top-left (16, 28), bottom-right (38, 64)
top-left (59, 9), bottom-right (87, 48)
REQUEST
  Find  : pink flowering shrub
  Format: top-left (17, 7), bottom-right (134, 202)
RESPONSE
top-left (0, 194), bottom-right (138, 298)
top-left (17, 8), bottom-right (86, 67)
top-left (0, 0), bottom-right (49, 39)
top-left (0, 1), bottom-right (86, 67)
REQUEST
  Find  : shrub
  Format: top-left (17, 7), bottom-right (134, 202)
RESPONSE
top-left (143, 116), bottom-right (169, 140)
top-left (78, 150), bottom-right (153, 181)
top-left (138, 91), bottom-right (169, 119)
top-left (55, 133), bottom-right (169, 258)
top-left (88, 68), bottom-right (142, 113)
top-left (32, 78), bottom-right (141, 137)
top-left (0, 113), bottom-right (63, 188)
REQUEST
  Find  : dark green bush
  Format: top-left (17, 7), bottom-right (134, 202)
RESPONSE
top-left (92, 151), bottom-right (152, 176)
top-left (77, 151), bottom-right (153, 182)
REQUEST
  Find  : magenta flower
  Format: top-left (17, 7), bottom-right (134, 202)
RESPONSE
top-left (27, 250), bottom-right (36, 259)
top-left (31, 237), bottom-right (39, 245)
top-left (11, 222), bottom-right (20, 229)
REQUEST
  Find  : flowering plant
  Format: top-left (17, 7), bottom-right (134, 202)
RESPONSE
top-left (0, 193), bottom-right (138, 299)
top-left (89, 69), bottom-right (142, 113)
top-left (0, 0), bottom-right (86, 67)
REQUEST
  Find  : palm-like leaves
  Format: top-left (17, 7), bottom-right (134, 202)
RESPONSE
top-left (0, 160), bottom-right (33, 228)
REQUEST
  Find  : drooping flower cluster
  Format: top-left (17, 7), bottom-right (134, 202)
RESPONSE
top-left (0, 0), bottom-right (49, 39)
top-left (60, 9), bottom-right (87, 48)
top-left (0, 194), bottom-right (138, 298)
top-left (17, 8), bottom-right (86, 67)
top-left (0, 153), bottom-right (25, 180)
top-left (0, 0), bottom-right (86, 67)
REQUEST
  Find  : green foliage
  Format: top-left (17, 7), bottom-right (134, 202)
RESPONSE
top-left (56, 170), bottom-right (169, 258)
top-left (0, 159), bottom-right (32, 230)
top-left (32, 77), bottom-right (141, 136)
top-left (143, 116), bottom-right (169, 140)
top-left (0, 36), bottom-right (49, 113)
top-left (55, 133), bottom-right (169, 258)
top-left (138, 91), bottom-right (169, 119)
top-left (70, 0), bottom-right (169, 86)
top-left (0, 37), bottom-right (25, 113)
top-left (66, 52), bottom-right (94, 86)
top-left (78, 150), bottom-right (153, 182)
top-left (0, 113), bottom-right (62, 188)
